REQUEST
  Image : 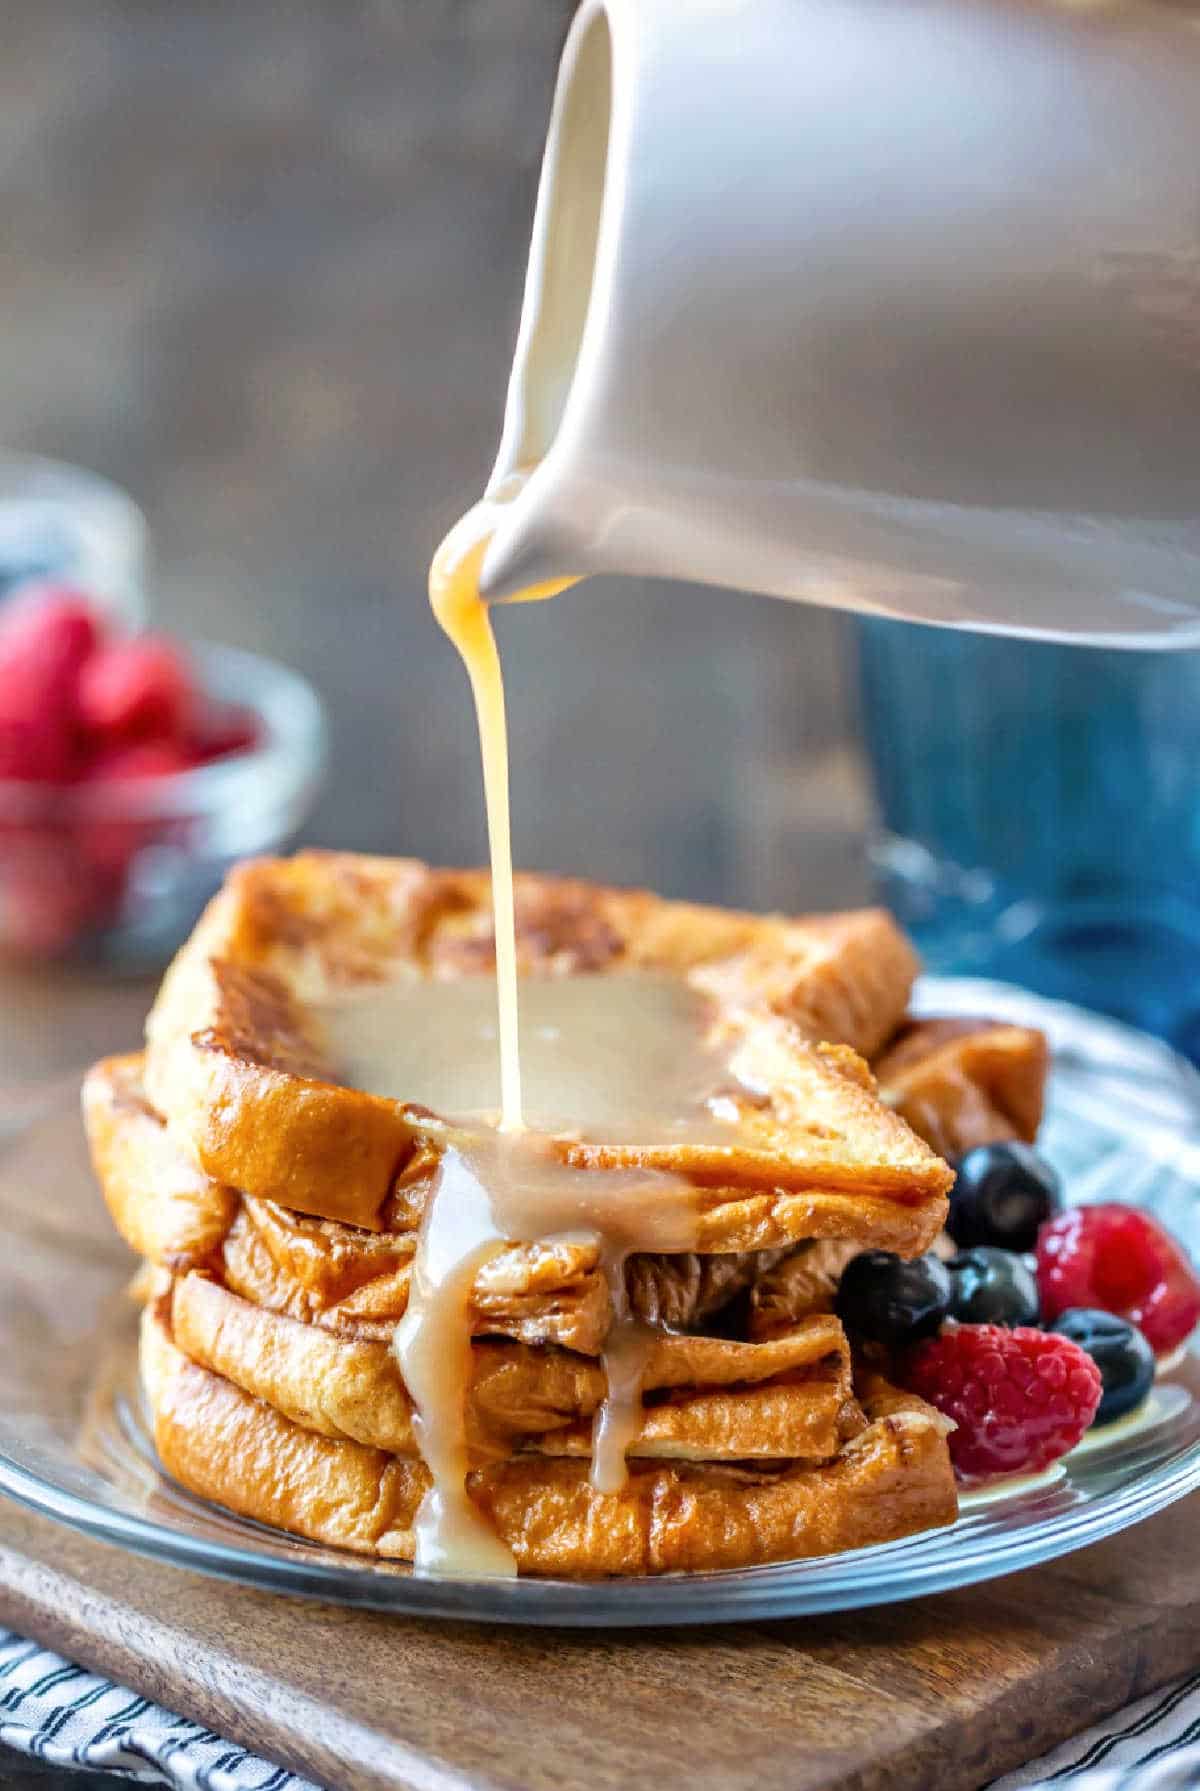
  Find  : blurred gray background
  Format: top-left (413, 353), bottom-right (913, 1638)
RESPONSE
top-left (0, 0), bottom-right (870, 915)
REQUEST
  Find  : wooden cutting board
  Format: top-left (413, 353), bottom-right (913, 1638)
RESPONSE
top-left (0, 1488), bottom-right (1198, 1791)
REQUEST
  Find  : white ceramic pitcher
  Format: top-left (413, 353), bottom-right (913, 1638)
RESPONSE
top-left (479, 0), bottom-right (1200, 646)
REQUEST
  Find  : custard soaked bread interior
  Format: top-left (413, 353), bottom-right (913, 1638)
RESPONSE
top-left (75, 854), bottom-right (1039, 1575)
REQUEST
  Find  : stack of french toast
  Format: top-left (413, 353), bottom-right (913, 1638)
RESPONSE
top-left (83, 852), bottom-right (1048, 1576)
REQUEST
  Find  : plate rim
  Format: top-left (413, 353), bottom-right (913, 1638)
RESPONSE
top-left (1, 1411), bottom-right (1200, 1626)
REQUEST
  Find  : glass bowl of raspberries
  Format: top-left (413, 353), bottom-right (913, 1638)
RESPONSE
top-left (0, 585), bottom-right (326, 965)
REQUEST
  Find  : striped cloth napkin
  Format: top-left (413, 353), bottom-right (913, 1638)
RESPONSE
top-left (991, 1673), bottom-right (1200, 1790)
top-left (0, 1632), bottom-right (316, 1789)
top-left (1, 1629), bottom-right (1198, 1790)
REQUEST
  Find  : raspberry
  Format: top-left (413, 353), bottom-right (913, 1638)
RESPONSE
top-left (0, 586), bottom-right (103, 781)
top-left (78, 637), bottom-right (196, 743)
top-left (85, 740), bottom-right (198, 783)
top-left (79, 740), bottom-right (199, 893)
top-left (0, 585), bottom-right (101, 667)
top-left (0, 825), bottom-right (98, 955)
top-left (189, 702), bottom-right (260, 763)
top-left (1037, 1204), bottom-right (1200, 1356)
top-left (905, 1324), bottom-right (1102, 1482)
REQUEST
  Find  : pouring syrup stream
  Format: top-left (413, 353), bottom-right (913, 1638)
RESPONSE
top-left (428, 494), bottom-right (574, 1134)
top-left (394, 486), bottom-right (713, 1574)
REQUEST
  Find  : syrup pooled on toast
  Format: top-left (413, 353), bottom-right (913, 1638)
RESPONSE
top-left (318, 972), bottom-right (742, 1144)
top-left (391, 490), bottom-right (735, 1574)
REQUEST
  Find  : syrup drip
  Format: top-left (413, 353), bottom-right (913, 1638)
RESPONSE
top-left (408, 489), bottom-right (709, 1574)
top-left (591, 1253), bottom-right (658, 1496)
top-left (393, 1132), bottom-right (703, 1575)
top-left (392, 1149), bottom-right (514, 1577)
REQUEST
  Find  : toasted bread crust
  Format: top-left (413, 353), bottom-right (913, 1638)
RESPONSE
top-left (168, 1273), bottom-right (860, 1464)
top-left (691, 912), bottom-right (920, 1060)
top-left (142, 855), bottom-right (939, 1230)
top-left (82, 1056), bottom-right (235, 1273)
top-left (86, 1054), bottom-right (950, 1355)
top-left (874, 1017), bottom-right (1048, 1159)
top-left (142, 1308), bottom-right (956, 1575)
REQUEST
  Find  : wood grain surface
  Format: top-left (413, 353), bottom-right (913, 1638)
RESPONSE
top-left (0, 1489), bottom-right (1197, 1791)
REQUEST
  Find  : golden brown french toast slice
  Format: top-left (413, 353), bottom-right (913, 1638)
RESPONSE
top-left (166, 1273), bottom-right (861, 1465)
top-left (223, 1205), bottom-right (797, 1354)
top-left (83, 1060), bottom-right (745, 1354)
top-left (99, 1006), bottom-right (1048, 1344)
top-left (83, 1054), bottom-right (235, 1273)
top-left (85, 1054), bottom-right (949, 1354)
top-left (741, 1017), bottom-right (1051, 1340)
top-left (220, 1200), bottom-right (611, 1353)
top-left (141, 1307), bottom-right (956, 1575)
top-left (873, 1016), bottom-right (1048, 1160)
top-left (139, 853), bottom-right (946, 1231)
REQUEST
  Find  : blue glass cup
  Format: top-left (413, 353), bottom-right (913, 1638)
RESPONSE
top-left (854, 618), bottom-right (1200, 1061)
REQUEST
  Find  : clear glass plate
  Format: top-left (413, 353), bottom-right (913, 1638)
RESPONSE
top-left (0, 979), bottom-right (1198, 1628)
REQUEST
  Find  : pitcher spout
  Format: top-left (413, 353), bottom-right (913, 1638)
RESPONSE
top-left (481, 0), bottom-right (1200, 643)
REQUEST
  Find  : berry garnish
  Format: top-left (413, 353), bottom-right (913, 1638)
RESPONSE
top-left (834, 1250), bottom-right (950, 1348)
top-left (84, 740), bottom-right (199, 783)
top-left (948, 1142), bottom-right (1062, 1252)
top-left (0, 586), bottom-right (101, 782)
top-left (189, 702), bottom-right (260, 763)
top-left (905, 1324), bottom-right (1102, 1481)
top-left (1037, 1204), bottom-right (1200, 1357)
top-left (1050, 1309), bottom-right (1155, 1428)
top-left (0, 827), bottom-right (96, 955)
top-left (946, 1246), bottom-right (1040, 1328)
top-left (0, 588), bottom-right (266, 955)
top-left (78, 637), bottom-right (195, 743)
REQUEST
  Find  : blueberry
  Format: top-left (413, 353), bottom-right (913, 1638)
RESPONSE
top-left (1051, 1308), bottom-right (1155, 1427)
top-left (946, 1246), bottom-right (1040, 1327)
top-left (948, 1142), bottom-right (1062, 1252)
top-left (835, 1250), bottom-right (951, 1348)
